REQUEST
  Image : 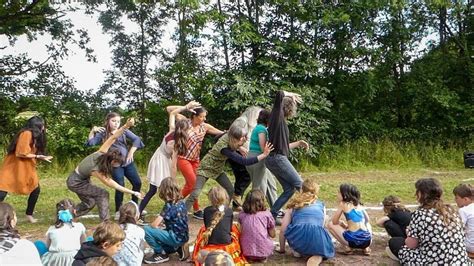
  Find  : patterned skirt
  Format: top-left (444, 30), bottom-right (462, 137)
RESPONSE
top-left (192, 224), bottom-right (247, 266)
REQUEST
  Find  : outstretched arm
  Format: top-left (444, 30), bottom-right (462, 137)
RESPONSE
top-left (98, 118), bottom-right (135, 153)
top-left (92, 171), bottom-right (143, 199)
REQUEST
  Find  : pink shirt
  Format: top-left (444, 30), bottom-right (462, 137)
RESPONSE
top-left (238, 210), bottom-right (275, 258)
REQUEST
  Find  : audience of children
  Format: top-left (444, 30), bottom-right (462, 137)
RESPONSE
top-left (41, 199), bottom-right (87, 266)
top-left (113, 201), bottom-right (145, 266)
top-left (0, 202), bottom-right (42, 265)
top-left (277, 179), bottom-right (334, 265)
top-left (327, 183), bottom-right (372, 255)
top-left (453, 183), bottom-right (474, 259)
top-left (376, 195), bottom-right (412, 238)
top-left (143, 177), bottom-right (189, 264)
top-left (72, 221), bottom-right (125, 266)
top-left (238, 189), bottom-right (276, 262)
top-left (192, 186), bottom-right (246, 266)
top-left (387, 178), bottom-right (470, 264)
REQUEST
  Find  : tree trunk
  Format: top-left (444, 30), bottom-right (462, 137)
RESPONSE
top-left (217, 0), bottom-right (230, 70)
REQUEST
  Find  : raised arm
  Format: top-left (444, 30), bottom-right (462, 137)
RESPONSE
top-left (169, 101), bottom-right (201, 131)
top-left (98, 118), bottom-right (135, 153)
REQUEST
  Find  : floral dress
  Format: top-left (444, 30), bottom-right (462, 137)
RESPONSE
top-left (398, 207), bottom-right (470, 265)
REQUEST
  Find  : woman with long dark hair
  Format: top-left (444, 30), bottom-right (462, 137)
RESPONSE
top-left (0, 116), bottom-right (52, 223)
top-left (166, 102), bottom-right (224, 219)
top-left (67, 118), bottom-right (143, 221)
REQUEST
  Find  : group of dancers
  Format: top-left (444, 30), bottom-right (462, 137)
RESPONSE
top-left (0, 90), bottom-right (473, 265)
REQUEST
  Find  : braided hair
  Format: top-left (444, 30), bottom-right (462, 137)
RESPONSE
top-left (201, 186), bottom-right (228, 247)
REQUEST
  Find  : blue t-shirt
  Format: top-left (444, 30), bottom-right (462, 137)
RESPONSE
top-left (249, 124), bottom-right (268, 153)
top-left (160, 200), bottom-right (189, 243)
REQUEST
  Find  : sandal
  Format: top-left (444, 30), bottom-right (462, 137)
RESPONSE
top-left (343, 248), bottom-right (354, 255)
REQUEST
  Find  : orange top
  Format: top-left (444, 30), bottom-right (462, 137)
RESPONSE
top-left (0, 131), bottom-right (38, 194)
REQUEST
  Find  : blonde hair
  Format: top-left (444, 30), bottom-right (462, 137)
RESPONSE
top-left (287, 179), bottom-right (319, 209)
top-left (201, 186), bottom-right (228, 247)
top-left (93, 221), bottom-right (125, 247)
top-left (159, 177), bottom-right (182, 203)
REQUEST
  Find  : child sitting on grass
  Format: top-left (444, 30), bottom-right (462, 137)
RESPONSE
top-left (0, 202), bottom-right (41, 265)
top-left (277, 179), bottom-right (334, 265)
top-left (41, 199), bottom-right (86, 266)
top-left (453, 183), bottom-right (474, 258)
top-left (376, 195), bottom-right (411, 238)
top-left (72, 221), bottom-right (125, 266)
top-left (113, 201), bottom-right (145, 265)
top-left (143, 177), bottom-right (189, 264)
top-left (238, 189), bottom-right (275, 262)
top-left (327, 183), bottom-right (372, 256)
top-left (192, 186), bottom-right (246, 266)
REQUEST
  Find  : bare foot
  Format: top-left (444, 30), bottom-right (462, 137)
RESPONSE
top-left (307, 255), bottom-right (323, 265)
top-left (26, 215), bottom-right (37, 223)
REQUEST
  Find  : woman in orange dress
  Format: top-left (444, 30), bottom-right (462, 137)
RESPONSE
top-left (0, 116), bottom-right (52, 223)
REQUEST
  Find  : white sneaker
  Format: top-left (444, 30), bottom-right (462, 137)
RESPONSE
top-left (385, 247), bottom-right (399, 261)
top-left (141, 210), bottom-right (148, 215)
top-left (114, 211), bottom-right (120, 221)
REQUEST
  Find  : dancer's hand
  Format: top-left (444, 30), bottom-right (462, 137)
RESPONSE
top-left (37, 155), bottom-right (53, 163)
top-left (92, 126), bottom-right (105, 134)
top-left (284, 91), bottom-right (302, 104)
top-left (185, 101), bottom-right (201, 112)
top-left (125, 118), bottom-right (135, 128)
top-left (298, 140), bottom-right (309, 150)
top-left (262, 142), bottom-right (274, 156)
top-left (133, 191), bottom-right (144, 200)
top-left (126, 153), bottom-right (134, 164)
top-left (238, 146), bottom-right (248, 157)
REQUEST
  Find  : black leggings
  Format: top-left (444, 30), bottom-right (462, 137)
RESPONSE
top-left (139, 184), bottom-right (158, 214)
top-left (228, 158), bottom-right (251, 197)
top-left (384, 220), bottom-right (407, 238)
top-left (0, 186), bottom-right (41, 215)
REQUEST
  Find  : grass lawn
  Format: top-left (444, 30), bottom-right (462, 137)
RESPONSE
top-left (7, 167), bottom-right (472, 238)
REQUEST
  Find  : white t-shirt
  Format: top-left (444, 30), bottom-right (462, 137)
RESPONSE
top-left (113, 223), bottom-right (145, 266)
top-left (459, 202), bottom-right (474, 252)
top-left (46, 222), bottom-right (86, 252)
top-left (0, 239), bottom-right (42, 265)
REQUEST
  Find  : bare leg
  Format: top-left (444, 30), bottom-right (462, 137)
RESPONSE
top-left (327, 222), bottom-right (349, 247)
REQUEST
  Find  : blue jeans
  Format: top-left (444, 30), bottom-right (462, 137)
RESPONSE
top-left (144, 226), bottom-right (183, 254)
top-left (112, 162), bottom-right (142, 211)
top-left (265, 154), bottom-right (302, 217)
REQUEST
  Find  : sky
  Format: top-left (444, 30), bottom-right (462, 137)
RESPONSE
top-left (1, 5), bottom-right (176, 92)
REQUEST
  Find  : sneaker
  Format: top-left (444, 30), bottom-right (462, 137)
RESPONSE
top-left (141, 210), bottom-right (148, 216)
top-left (114, 211), bottom-right (120, 221)
top-left (193, 210), bottom-right (204, 220)
top-left (144, 253), bottom-right (169, 264)
top-left (177, 243), bottom-right (190, 261)
top-left (137, 218), bottom-right (148, 226)
top-left (276, 210), bottom-right (285, 218)
top-left (385, 247), bottom-right (399, 261)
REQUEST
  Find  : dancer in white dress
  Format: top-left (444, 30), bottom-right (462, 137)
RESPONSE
top-left (139, 101), bottom-right (200, 216)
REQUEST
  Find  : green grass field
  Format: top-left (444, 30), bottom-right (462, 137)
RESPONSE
top-left (7, 166), bottom-right (473, 239)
